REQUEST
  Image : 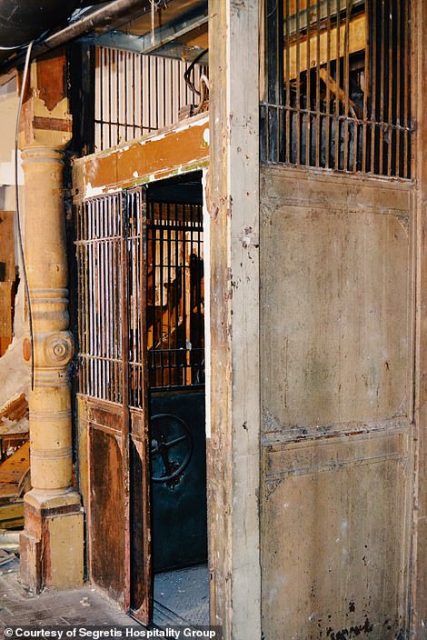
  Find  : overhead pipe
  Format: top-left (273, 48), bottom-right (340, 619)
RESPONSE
top-left (0, 0), bottom-right (152, 73)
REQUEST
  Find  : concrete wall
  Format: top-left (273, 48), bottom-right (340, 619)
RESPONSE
top-left (260, 165), bottom-right (414, 639)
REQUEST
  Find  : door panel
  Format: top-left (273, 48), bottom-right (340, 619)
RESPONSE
top-left (260, 167), bottom-right (414, 639)
top-left (150, 390), bottom-right (207, 572)
top-left (88, 404), bottom-right (127, 606)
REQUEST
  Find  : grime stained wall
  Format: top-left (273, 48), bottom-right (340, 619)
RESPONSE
top-left (0, 75), bottom-right (30, 409)
top-left (260, 165), bottom-right (415, 639)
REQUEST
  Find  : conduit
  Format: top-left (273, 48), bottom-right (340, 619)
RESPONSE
top-left (0, 0), bottom-right (153, 73)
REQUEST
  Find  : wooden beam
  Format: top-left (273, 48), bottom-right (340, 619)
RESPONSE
top-left (287, 13), bottom-right (366, 79)
top-left (72, 114), bottom-right (209, 199)
top-left (208, 1), bottom-right (261, 638)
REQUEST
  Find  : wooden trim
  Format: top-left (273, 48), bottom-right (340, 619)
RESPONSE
top-left (412, 0), bottom-right (427, 634)
top-left (72, 114), bottom-right (209, 200)
top-left (208, 1), bottom-right (261, 637)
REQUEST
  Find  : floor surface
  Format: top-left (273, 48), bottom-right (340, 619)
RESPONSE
top-left (0, 558), bottom-right (139, 629)
top-left (0, 558), bottom-right (209, 631)
top-left (153, 564), bottom-right (209, 626)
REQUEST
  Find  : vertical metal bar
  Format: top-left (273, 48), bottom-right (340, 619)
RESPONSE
top-left (124, 50), bottom-right (128, 143)
top-left (379, 0), bottom-right (385, 174)
top-left (121, 191), bottom-right (130, 409)
top-left (99, 48), bottom-right (104, 150)
top-left (95, 199), bottom-right (101, 398)
top-left (315, 0), bottom-right (321, 168)
top-left (84, 203), bottom-right (89, 395)
top-left (395, 0), bottom-right (401, 176)
top-left (266, 0), bottom-right (284, 162)
top-left (334, 0), bottom-right (341, 170)
top-left (305, 2), bottom-right (311, 166)
top-left (370, 0), bottom-right (377, 173)
top-left (403, 0), bottom-right (409, 178)
top-left (108, 48), bottom-right (113, 148)
top-left (361, 0), bottom-right (370, 172)
top-left (159, 205), bottom-right (164, 385)
top-left (325, 0), bottom-right (332, 168)
top-left (117, 49), bottom-right (121, 145)
top-left (284, 0), bottom-right (291, 163)
top-left (387, 0), bottom-right (393, 176)
top-left (343, 0), bottom-right (351, 171)
top-left (296, 0), bottom-right (301, 165)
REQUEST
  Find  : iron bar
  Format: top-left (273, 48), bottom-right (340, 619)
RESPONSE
top-left (261, 0), bottom-right (412, 178)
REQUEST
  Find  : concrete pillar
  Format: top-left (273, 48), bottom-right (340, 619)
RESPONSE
top-left (19, 54), bottom-right (83, 591)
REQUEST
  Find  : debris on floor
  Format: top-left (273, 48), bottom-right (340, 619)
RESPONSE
top-left (0, 441), bottom-right (30, 528)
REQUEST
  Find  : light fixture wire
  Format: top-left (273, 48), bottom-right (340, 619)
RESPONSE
top-left (14, 41), bottom-right (35, 390)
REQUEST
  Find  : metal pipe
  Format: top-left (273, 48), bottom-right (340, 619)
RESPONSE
top-left (1, 0), bottom-right (152, 73)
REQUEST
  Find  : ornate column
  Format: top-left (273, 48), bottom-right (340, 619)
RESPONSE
top-left (19, 53), bottom-right (84, 591)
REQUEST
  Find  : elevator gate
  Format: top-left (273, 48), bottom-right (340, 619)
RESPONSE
top-left (75, 179), bottom-right (206, 618)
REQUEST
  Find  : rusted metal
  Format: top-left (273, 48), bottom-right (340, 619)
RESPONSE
top-left (76, 193), bottom-right (123, 403)
top-left (146, 199), bottom-right (204, 390)
top-left (75, 187), bottom-right (152, 622)
top-left (75, 179), bottom-right (204, 619)
top-left (261, 0), bottom-right (413, 177)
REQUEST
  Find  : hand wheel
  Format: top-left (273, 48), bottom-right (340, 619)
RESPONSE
top-left (150, 413), bottom-right (193, 482)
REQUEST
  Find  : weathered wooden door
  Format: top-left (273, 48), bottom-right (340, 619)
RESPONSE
top-left (75, 187), bottom-right (151, 623)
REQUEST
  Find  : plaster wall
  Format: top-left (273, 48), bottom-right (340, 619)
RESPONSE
top-left (0, 76), bottom-right (29, 409)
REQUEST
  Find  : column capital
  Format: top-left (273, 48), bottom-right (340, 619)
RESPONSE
top-left (19, 53), bottom-right (72, 152)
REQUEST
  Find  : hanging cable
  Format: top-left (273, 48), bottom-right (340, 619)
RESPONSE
top-left (14, 41), bottom-right (35, 390)
top-left (184, 48), bottom-right (208, 97)
top-left (0, 30), bottom-right (50, 52)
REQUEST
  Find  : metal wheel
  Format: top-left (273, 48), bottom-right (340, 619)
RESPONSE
top-left (150, 413), bottom-right (193, 482)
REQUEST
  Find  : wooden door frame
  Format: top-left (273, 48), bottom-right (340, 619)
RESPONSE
top-left (207, 2), bottom-right (262, 639)
top-left (412, 0), bottom-right (427, 634)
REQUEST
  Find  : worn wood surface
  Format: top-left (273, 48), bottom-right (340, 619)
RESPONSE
top-left (0, 212), bottom-right (15, 282)
top-left (260, 166), bottom-right (414, 639)
top-left (207, 1), bottom-right (261, 638)
top-left (0, 211), bottom-right (15, 356)
top-left (87, 400), bottom-right (127, 606)
top-left (413, 0), bottom-right (427, 634)
top-left (72, 114), bottom-right (209, 200)
top-left (0, 441), bottom-right (30, 500)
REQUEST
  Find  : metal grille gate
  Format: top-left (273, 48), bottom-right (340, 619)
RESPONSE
top-left (75, 184), bottom-right (205, 619)
top-left (76, 188), bottom-right (146, 407)
top-left (147, 199), bottom-right (204, 390)
top-left (75, 187), bottom-right (151, 621)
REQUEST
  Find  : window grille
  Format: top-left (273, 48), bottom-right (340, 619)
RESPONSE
top-left (94, 47), bottom-right (206, 151)
top-left (261, 0), bottom-right (412, 178)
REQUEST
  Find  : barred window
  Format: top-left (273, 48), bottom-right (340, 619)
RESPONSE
top-left (94, 47), bottom-right (206, 152)
top-left (261, 0), bottom-right (412, 178)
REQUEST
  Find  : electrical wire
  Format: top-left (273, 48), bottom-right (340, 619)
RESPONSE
top-left (14, 41), bottom-right (35, 390)
top-left (0, 30), bottom-right (49, 52)
top-left (0, 44), bottom-right (28, 51)
top-left (184, 48), bottom-right (208, 97)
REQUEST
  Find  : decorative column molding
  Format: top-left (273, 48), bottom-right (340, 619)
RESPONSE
top-left (19, 53), bottom-right (83, 591)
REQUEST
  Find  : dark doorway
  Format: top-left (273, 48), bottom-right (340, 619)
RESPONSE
top-left (146, 172), bottom-right (209, 625)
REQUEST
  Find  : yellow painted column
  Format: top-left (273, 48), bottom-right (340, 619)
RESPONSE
top-left (19, 55), bottom-right (83, 591)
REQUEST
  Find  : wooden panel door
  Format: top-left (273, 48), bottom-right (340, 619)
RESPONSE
top-left (260, 167), bottom-right (414, 639)
top-left (76, 188), bottom-right (151, 623)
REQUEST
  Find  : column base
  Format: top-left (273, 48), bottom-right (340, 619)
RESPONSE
top-left (20, 489), bottom-right (84, 592)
